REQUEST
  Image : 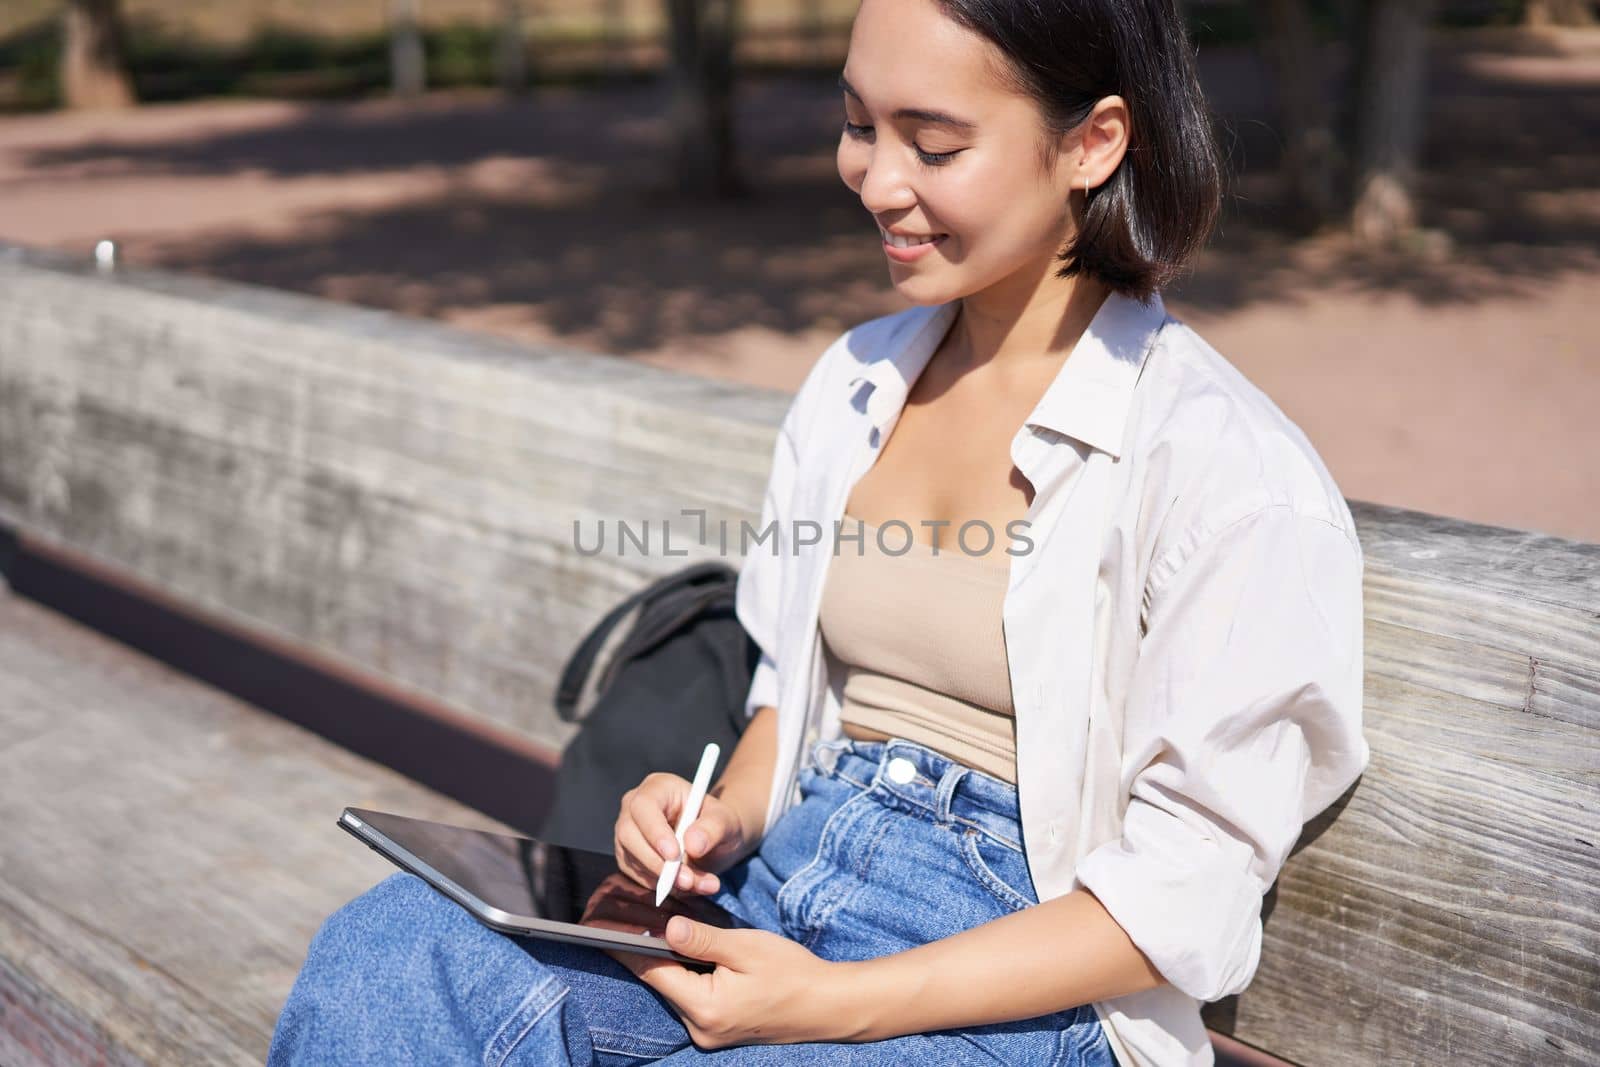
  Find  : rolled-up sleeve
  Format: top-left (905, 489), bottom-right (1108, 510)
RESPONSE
top-left (1074, 503), bottom-right (1370, 1003)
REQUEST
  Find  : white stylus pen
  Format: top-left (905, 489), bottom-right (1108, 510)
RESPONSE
top-left (655, 741), bottom-right (721, 907)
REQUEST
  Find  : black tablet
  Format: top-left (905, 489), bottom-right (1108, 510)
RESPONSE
top-left (338, 806), bottom-right (753, 972)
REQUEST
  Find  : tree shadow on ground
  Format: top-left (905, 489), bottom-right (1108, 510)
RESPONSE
top-left (150, 166), bottom-right (884, 350)
top-left (17, 73), bottom-right (839, 180)
top-left (17, 38), bottom-right (1599, 356)
top-left (1173, 34), bottom-right (1600, 311)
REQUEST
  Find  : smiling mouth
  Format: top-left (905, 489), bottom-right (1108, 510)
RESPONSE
top-left (879, 226), bottom-right (948, 249)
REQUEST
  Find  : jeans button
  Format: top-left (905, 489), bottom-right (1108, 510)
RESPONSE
top-left (886, 756), bottom-right (916, 784)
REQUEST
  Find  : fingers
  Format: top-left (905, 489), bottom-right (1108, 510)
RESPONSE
top-left (614, 777), bottom-right (721, 895)
top-left (628, 778), bottom-right (683, 863)
top-left (615, 951), bottom-right (706, 1012)
top-left (673, 811), bottom-right (733, 894)
top-left (660, 822), bottom-right (719, 895)
top-left (602, 942), bottom-right (681, 985)
top-left (674, 866), bottom-right (719, 895)
top-left (614, 815), bottom-right (666, 889)
top-left (683, 801), bottom-right (743, 872)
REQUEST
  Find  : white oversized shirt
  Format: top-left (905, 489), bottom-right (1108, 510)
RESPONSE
top-left (732, 288), bottom-right (1370, 1067)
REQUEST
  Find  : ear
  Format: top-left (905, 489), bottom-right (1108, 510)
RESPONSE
top-left (1078, 95), bottom-right (1131, 191)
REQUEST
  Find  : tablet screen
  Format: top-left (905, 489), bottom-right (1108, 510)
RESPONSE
top-left (343, 806), bottom-right (750, 940)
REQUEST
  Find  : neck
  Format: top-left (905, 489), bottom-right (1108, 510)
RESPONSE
top-left (947, 273), bottom-right (1112, 375)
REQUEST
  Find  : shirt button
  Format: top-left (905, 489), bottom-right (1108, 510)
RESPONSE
top-left (886, 757), bottom-right (917, 784)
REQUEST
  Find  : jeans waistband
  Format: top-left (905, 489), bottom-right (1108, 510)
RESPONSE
top-left (807, 735), bottom-right (1024, 852)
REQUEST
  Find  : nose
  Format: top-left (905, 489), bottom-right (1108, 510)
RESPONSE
top-left (855, 148), bottom-right (916, 217)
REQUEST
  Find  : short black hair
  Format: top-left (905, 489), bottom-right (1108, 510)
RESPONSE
top-left (935, 0), bottom-right (1223, 301)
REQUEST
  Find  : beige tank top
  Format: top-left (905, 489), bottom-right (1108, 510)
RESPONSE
top-left (818, 513), bottom-right (1018, 784)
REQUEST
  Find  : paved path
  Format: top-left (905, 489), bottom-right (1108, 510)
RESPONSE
top-left (1, 36), bottom-right (1595, 541)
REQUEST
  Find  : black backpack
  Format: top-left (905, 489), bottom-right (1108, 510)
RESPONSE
top-left (536, 560), bottom-right (760, 854)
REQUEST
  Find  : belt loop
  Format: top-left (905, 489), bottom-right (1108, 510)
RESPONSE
top-left (934, 764), bottom-right (968, 822)
top-left (810, 736), bottom-right (851, 777)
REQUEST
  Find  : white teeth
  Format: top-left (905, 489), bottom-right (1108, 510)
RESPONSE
top-left (880, 227), bottom-right (942, 249)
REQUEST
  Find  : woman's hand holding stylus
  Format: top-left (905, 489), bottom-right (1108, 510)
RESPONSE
top-left (614, 772), bottom-right (750, 898)
top-left (613, 705), bottom-right (780, 898)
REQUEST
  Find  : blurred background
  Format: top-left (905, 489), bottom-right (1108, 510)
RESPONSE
top-left (0, 0), bottom-right (1595, 540)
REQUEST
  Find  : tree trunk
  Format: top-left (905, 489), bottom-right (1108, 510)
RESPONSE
top-left (61, 0), bottom-right (136, 110)
top-left (497, 0), bottom-right (528, 92)
top-left (663, 0), bottom-right (743, 196)
top-left (604, 0), bottom-right (628, 78)
top-left (391, 0), bottom-right (425, 97)
top-left (802, 0), bottom-right (825, 64)
top-left (1249, 0), bottom-right (1337, 231)
top-left (1348, 0), bottom-right (1434, 246)
top-left (1524, 0), bottom-right (1596, 26)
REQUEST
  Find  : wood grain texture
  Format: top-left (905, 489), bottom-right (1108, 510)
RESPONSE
top-left (0, 247), bottom-right (787, 753)
top-left (1, 246), bottom-right (1596, 1064)
top-left (0, 588), bottom-right (522, 1065)
top-left (1203, 501), bottom-right (1600, 1064)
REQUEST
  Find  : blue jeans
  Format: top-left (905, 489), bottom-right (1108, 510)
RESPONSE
top-left (268, 736), bottom-right (1114, 1065)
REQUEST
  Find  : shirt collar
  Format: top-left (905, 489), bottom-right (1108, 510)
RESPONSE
top-left (845, 289), bottom-right (1169, 459)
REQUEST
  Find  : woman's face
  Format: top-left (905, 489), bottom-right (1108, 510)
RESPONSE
top-left (836, 0), bottom-right (1082, 305)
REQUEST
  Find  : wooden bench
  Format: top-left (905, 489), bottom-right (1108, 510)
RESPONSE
top-left (1, 242), bottom-right (1595, 1064)
top-left (0, 585), bottom-right (525, 1064)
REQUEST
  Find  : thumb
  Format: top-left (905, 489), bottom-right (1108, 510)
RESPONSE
top-left (665, 915), bottom-right (731, 964)
top-left (685, 805), bottom-right (741, 863)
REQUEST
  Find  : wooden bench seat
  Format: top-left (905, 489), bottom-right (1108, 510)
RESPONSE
top-left (0, 587), bottom-right (518, 1065)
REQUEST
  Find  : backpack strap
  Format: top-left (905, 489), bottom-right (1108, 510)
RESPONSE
top-left (554, 560), bottom-right (735, 722)
top-left (600, 564), bottom-right (737, 687)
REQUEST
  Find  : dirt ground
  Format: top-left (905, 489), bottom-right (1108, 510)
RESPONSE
top-left (0, 0), bottom-right (861, 41)
top-left (1, 29), bottom-right (1596, 541)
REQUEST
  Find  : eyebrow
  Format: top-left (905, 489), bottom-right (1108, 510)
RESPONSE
top-left (837, 73), bottom-right (978, 132)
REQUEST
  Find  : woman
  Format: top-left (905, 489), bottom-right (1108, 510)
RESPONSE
top-left (269, 0), bottom-right (1369, 1064)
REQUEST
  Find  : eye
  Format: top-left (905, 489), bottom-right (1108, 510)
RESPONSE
top-left (840, 120), bottom-right (961, 168)
top-left (913, 145), bottom-right (961, 167)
